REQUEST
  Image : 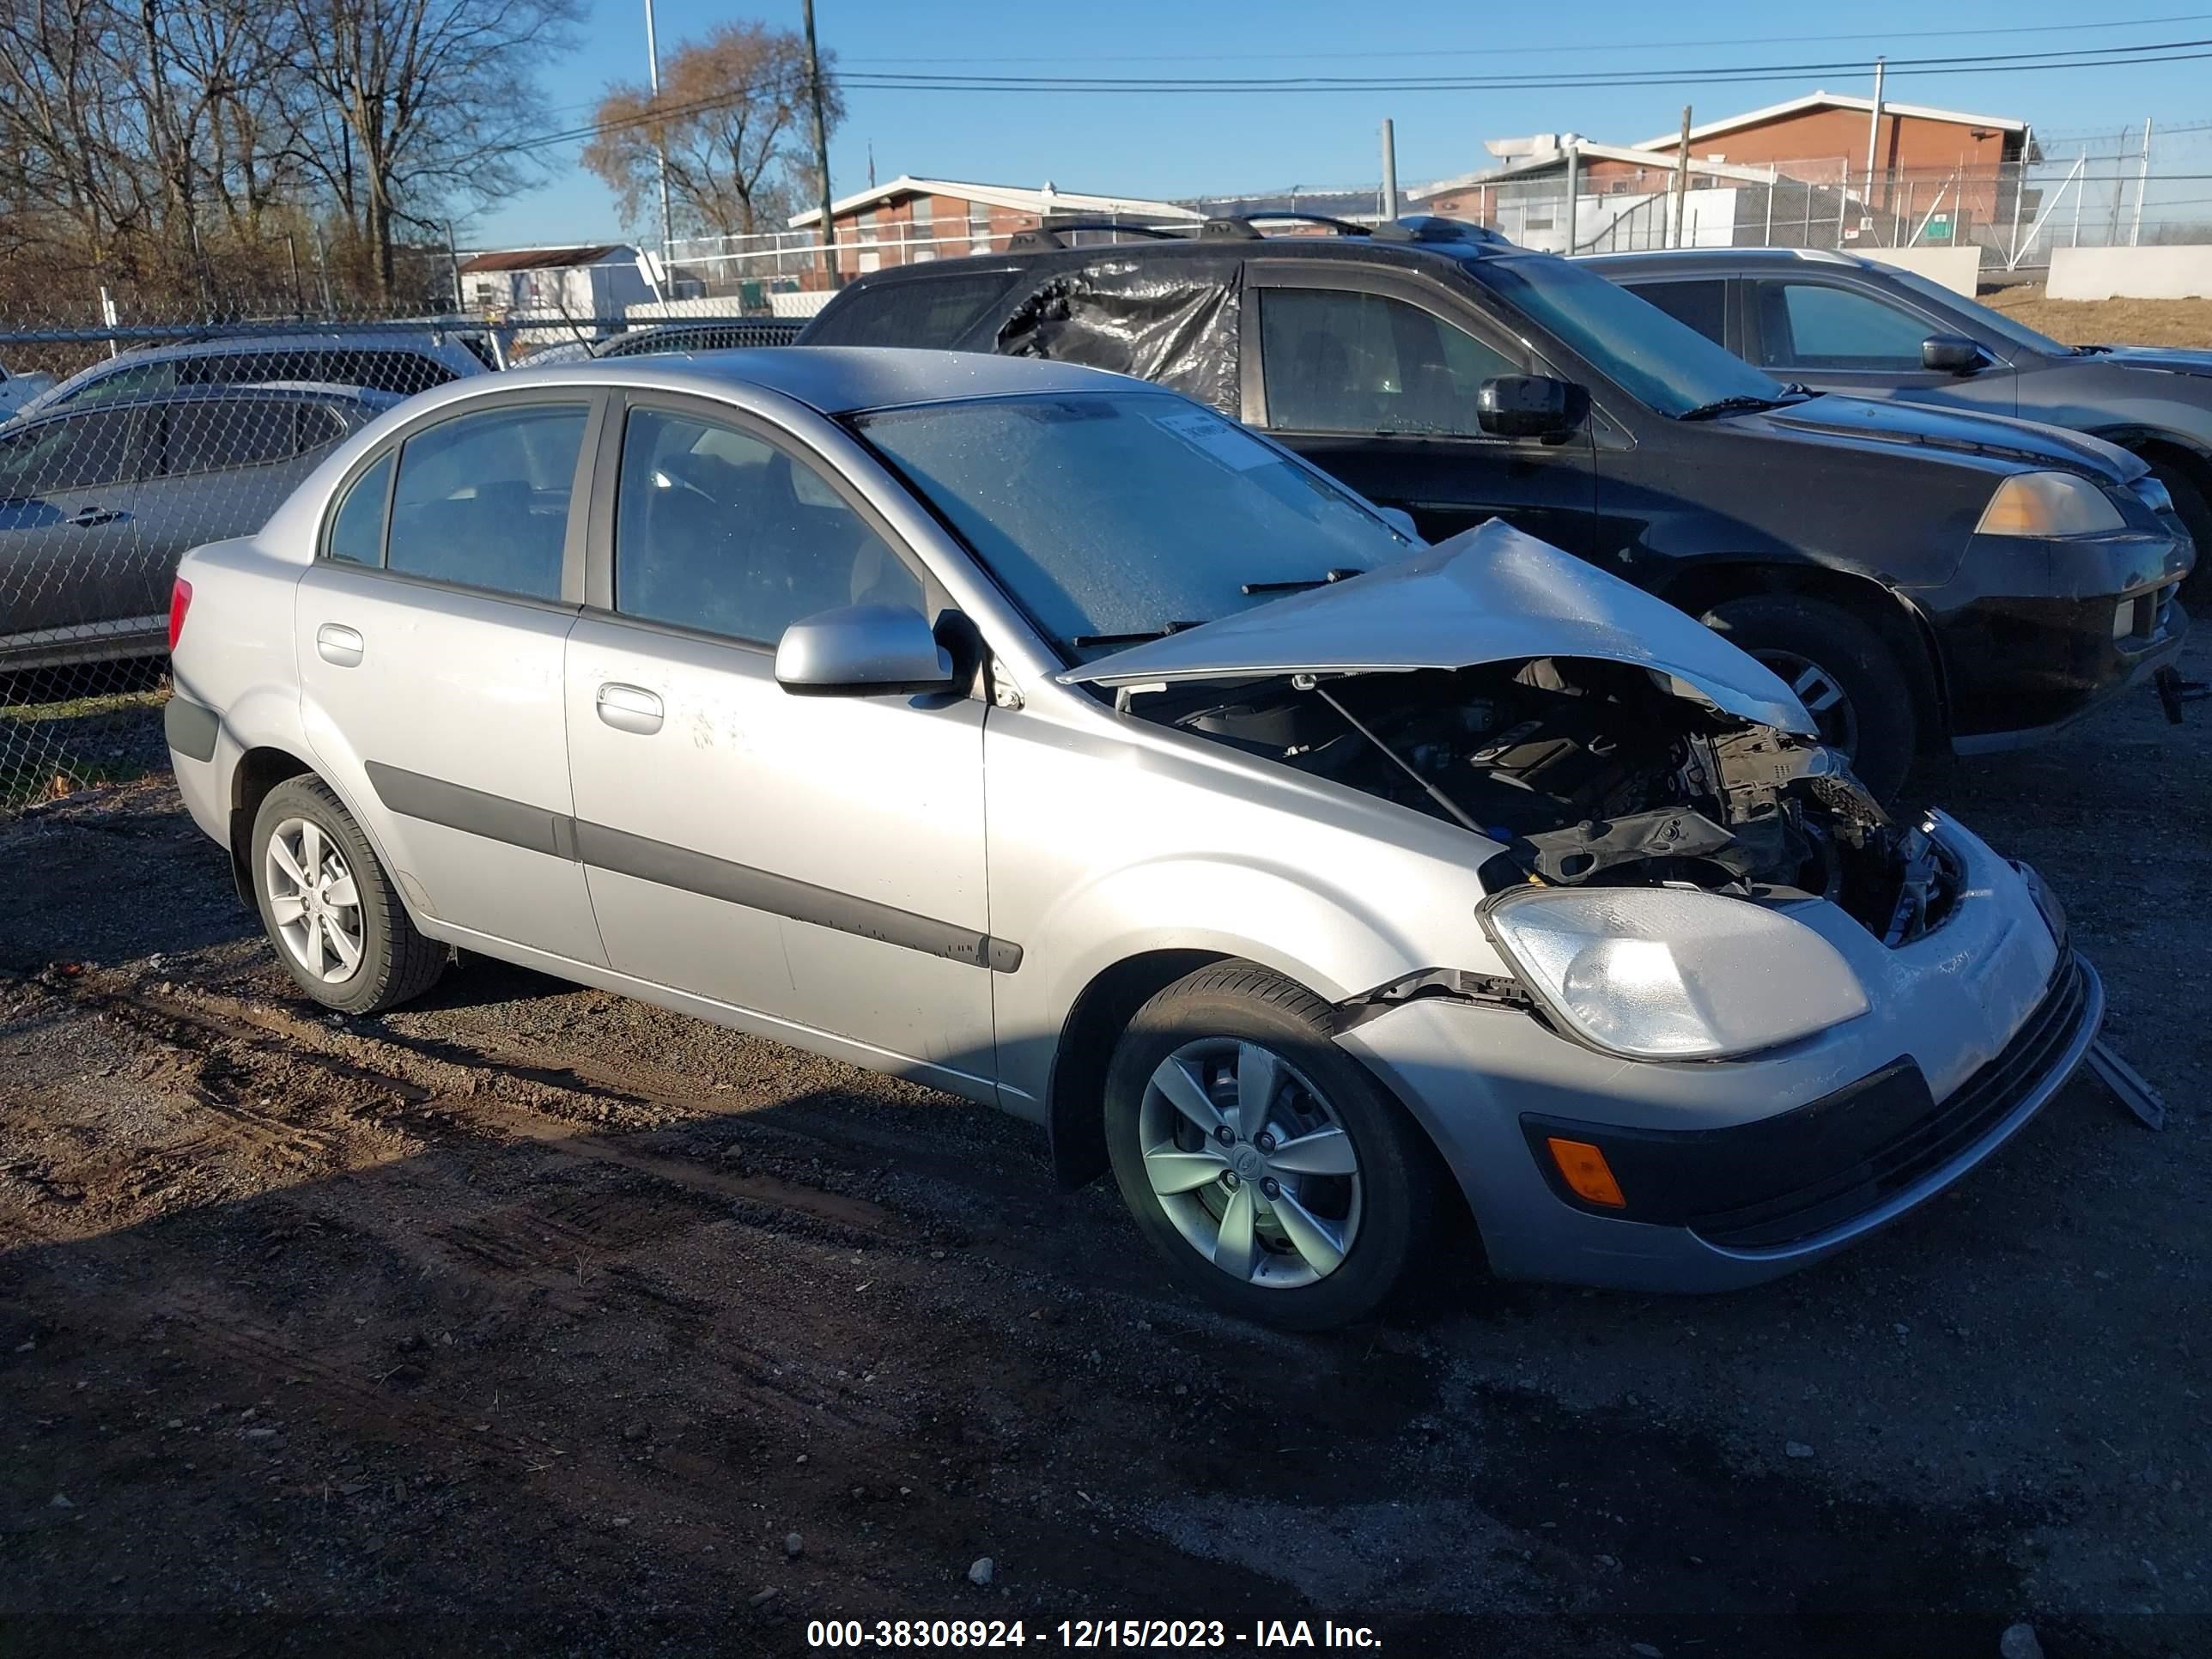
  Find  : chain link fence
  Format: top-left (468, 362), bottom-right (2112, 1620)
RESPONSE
top-left (0, 301), bottom-right (794, 811)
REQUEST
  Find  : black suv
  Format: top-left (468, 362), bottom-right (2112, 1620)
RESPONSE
top-left (802, 221), bottom-right (2192, 799)
top-left (1589, 246), bottom-right (2212, 570)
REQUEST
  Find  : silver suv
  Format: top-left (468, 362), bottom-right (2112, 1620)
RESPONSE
top-left (164, 349), bottom-right (2099, 1328)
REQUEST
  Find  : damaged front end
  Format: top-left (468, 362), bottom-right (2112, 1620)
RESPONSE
top-left (1157, 656), bottom-right (1959, 950)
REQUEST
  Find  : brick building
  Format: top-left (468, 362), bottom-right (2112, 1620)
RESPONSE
top-left (787, 177), bottom-right (1202, 278)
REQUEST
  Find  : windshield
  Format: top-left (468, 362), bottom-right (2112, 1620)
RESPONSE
top-left (855, 392), bottom-right (1417, 658)
top-left (1876, 265), bottom-right (2069, 358)
top-left (1469, 254), bottom-right (1788, 417)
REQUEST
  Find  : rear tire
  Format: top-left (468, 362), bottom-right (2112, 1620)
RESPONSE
top-left (251, 775), bottom-right (446, 1015)
top-left (1103, 961), bottom-right (1441, 1330)
top-left (1699, 592), bottom-right (1919, 805)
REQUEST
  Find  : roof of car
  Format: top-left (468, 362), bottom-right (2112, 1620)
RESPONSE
top-left (18, 330), bottom-right (485, 420)
top-left (823, 226), bottom-right (1522, 299)
top-left (1576, 247), bottom-right (1880, 273)
top-left (495, 346), bottom-right (1150, 414)
top-left (3, 380), bottom-right (398, 428)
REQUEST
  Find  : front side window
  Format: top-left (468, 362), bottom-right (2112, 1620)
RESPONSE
top-left (1468, 253), bottom-right (1784, 417)
top-left (613, 407), bottom-right (919, 644)
top-left (1628, 278), bottom-right (1728, 348)
top-left (1260, 289), bottom-right (1517, 436)
top-left (383, 403), bottom-right (587, 599)
top-left (858, 391), bottom-right (1416, 657)
top-left (0, 409), bottom-right (137, 495)
top-left (1757, 283), bottom-right (1932, 370)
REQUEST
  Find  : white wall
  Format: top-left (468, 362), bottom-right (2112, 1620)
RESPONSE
top-left (1857, 246), bottom-right (1984, 296)
top-left (2047, 246), bottom-right (2212, 301)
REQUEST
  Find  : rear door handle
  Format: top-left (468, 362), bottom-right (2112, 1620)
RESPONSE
top-left (70, 506), bottom-right (120, 527)
top-left (315, 623), bottom-right (364, 667)
top-left (595, 682), bottom-right (663, 735)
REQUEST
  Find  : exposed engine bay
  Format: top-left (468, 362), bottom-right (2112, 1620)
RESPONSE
top-left (1157, 658), bottom-right (1959, 946)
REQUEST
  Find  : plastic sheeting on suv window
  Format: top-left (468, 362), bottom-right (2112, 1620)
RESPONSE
top-left (994, 258), bottom-right (1243, 416)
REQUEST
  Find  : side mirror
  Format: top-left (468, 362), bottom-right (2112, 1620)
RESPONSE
top-left (774, 603), bottom-right (958, 697)
top-left (1476, 374), bottom-right (1589, 441)
top-left (1922, 335), bottom-right (1983, 374)
top-left (1374, 505), bottom-right (1422, 542)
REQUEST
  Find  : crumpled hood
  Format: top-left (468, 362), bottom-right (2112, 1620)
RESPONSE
top-left (1059, 520), bottom-right (1815, 735)
top-left (1759, 392), bottom-right (2147, 480)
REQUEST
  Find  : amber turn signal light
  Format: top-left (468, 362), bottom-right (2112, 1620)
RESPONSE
top-left (1546, 1136), bottom-right (1626, 1209)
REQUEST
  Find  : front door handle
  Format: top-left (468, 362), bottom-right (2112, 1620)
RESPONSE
top-left (595, 682), bottom-right (663, 735)
top-left (70, 506), bottom-right (120, 527)
top-left (315, 623), bottom-right (364, 667)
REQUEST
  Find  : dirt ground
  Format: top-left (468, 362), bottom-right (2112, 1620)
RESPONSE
top-left (2, 637), bottom-right (2209, 1658)
top-left (1984, 286), bottom-right (2212, 349)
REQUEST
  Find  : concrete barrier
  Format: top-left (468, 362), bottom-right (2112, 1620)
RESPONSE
top-left (2047, 246), bottom-right (2212, 301)
top-left (1857, 246), bottom-right (1983, 295)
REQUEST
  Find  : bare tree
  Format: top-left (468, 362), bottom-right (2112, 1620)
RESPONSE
top-left (580, 21), bottom-right (840, 241)
top-left (288, 0), bottom-right (583, 295)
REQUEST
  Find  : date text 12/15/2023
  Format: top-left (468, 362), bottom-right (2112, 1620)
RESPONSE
top-left (805, 1619), bottom-right (1387, 1648)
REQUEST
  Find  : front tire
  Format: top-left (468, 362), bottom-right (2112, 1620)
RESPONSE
top-left (251, 775), bottom-right (446, 1014)
top-left (1103, 962), bottom-right (1441, 1330)
top-left (1699, 593), bottom-right (1920, 804)
top-left (2145, 461), bottom-right (2211, 607)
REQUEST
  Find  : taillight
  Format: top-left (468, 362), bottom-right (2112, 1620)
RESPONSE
top-left (167, 577), bottom-right (192, 653)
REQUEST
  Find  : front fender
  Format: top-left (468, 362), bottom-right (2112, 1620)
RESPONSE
top-left (995, 851), bottom-right (1503, 1113)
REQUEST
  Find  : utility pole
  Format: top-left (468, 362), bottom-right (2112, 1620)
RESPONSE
top-left (644, 0), bottom-right (674, 276)
top-left (1563, 141), bottom-right (1580, 253)
top-left (1669, 106), bottom-right (1692, 247)
top-left (1380, 118), bottom-right (1400, 222)
top-left (1864, 57), bottom-right (1886, 215)
top-left (2132, 116), bottom-right (2154, 246)
top-left (804, 0), bottom-right (838, 289)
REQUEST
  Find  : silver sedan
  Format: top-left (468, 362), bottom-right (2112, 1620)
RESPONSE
top-left (164, 349), bottom-right (2099, 1328)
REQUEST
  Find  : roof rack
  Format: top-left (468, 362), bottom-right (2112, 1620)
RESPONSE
top-left (1006, 221), bottom-right (1187, 252)
top-left (1198, 211), bottom-right (1375, 240)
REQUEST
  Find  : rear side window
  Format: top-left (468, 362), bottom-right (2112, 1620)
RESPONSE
top-left (382, 404), bottom-right (588, 599)
top-left (1630, 279), bottom-right (1728, 347)
top-left (325, 453), bottom-right (394, 566)
top-left (805, 273), bottom-right (1014, 347)
top-left (0, 409), bottom-right (137, 493)
top-left (157, 398), bottom-right (301, 476)
top-left (1259, 289), bottom-right (1516, 436)
top-left (1757, 283), bottom-right (1931, 370)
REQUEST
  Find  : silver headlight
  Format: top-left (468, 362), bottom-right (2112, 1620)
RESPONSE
top-left (1976, 471), bottom-right (2126, 538)
top-left (1483, 887), bottom-right (1870, 1060)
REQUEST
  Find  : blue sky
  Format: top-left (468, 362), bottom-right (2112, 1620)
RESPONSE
top-left (475, 0), bottom-right (2212, 246)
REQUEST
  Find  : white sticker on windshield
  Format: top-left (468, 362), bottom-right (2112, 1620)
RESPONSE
top-left (1153, 407), bottom-right (1279, 471)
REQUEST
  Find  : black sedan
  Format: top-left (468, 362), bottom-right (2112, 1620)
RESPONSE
top-left (1591, 246), bottom-right (2212, 584)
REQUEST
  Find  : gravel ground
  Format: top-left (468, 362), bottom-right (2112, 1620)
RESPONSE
top-left (1, 636), bottom-right (2207, 1658)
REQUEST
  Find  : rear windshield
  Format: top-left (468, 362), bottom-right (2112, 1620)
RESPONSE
top-left (805, 271), bottom-right (1018, 348)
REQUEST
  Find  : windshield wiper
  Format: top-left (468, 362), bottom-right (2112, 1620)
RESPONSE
top-left (1071, 620), bottom-right (1206, 649)
top-left (1242, 567), bottom-right (1364, 595)
top-left (1674, 393), bottom-right (1791, 422)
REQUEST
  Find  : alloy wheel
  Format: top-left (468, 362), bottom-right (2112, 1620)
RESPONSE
top-left (1137, 1037), bottom-right (1363, 1290)
top-left (264, 816), bottom-right (365, 984)
top-left (1751, 647), bottom-right (1861, 758)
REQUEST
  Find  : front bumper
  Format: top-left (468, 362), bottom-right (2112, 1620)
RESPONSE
top-left (1921, 528), bottom-right (2192, 750)
top-left (1338, 817), bottom-right (2101, 1292)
